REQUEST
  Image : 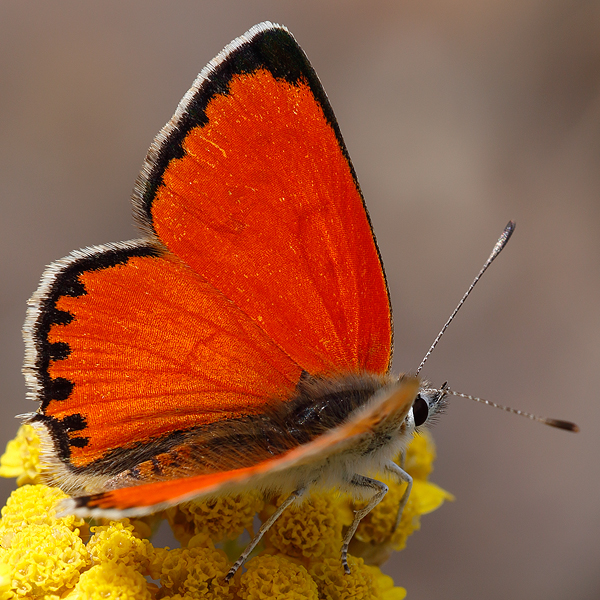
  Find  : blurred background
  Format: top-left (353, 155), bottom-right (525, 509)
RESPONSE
top-left (0, 1), bottom-right (598, 598)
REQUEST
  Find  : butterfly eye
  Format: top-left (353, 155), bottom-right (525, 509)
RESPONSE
top-left (412, 395), bottom-right (429, 427)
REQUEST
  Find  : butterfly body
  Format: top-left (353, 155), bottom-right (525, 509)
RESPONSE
top-left (22, 22), bottom-right (446, 573)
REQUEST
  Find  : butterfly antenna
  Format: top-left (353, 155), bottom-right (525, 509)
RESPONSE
top-left (415, 220), bottom-right (516, 376)
top-left (428, 387), bottom-right (579, 432)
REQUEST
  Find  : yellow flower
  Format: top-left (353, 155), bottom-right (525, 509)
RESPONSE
top-left (262, 492), bottom-right (353, 562)
top-left (1, 523), bottom-right (89, 598)
top-left (0, 424), bottom-right (42, 486)
top-left (87, 520), bottom-right (155, 573)
top-left (0, 562), bottom-right (12, 600)
top-left (166, 491), bottom-right (264, 546)
top-left (309, 555), bottom-right (401, 600)
top-left (404, 429), bottom-right (436, 481)
top-left (0, 484), bottom-right (87, 547)
top-left (352, 481), bottom-right (421, 552)
top-left (349, 432), bottom-right (453, 565)
top-left (68, 562), bottom-right (152, 600)
top-left (413, 479), bottom-right (455, 514)
top-left (156, 546), bottom-right (235, 599)
top-left (0, 425), bottom-right (451, 599)
top-left (93, 512), bottom-right (164, 541)
top-left (239, 554), bottom-right (318, 600)
top-left (366, 565), bottom-right (407, 600)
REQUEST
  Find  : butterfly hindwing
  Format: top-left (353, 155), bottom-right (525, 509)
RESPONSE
top-left (25, 241), bottom-right (302, 492)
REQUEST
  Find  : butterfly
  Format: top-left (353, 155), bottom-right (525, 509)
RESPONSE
top-left (23, 21), bottom-right (450, 577)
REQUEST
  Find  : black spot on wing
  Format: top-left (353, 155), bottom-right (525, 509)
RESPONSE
top-left (48, 342), bottom-right (70, 361)
top-left (68, 437), bottom-right (89, 449)
top-left (48, 378), bottom-right (74, 402)
top-left (48, 308), bottom-right (73, 326)
top-left (60, 413), bottom-right (87, 433)
top-left (32, 244), bottom-right (162, 413)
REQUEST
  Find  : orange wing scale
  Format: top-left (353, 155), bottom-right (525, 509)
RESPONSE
top-left (150, 69), bottom-right (391, 375)
top-left (44, 250), bottom-right (301, 467)
top-left (84, 466), bottom-right (269, 511)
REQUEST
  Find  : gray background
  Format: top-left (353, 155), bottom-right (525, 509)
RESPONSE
top-left (0, 2), bottom-right (598, 599)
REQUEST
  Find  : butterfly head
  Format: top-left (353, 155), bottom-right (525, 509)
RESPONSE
top-left (409, 383), bottom-right (449, 430)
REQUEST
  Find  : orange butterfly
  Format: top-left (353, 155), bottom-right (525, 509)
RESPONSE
top-left (23, 22), bottom-right (448, 577)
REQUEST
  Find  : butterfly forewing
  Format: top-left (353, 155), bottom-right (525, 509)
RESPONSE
top-left (135, 23), bottom-right (392, 375)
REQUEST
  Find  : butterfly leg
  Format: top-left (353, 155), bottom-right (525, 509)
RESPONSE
top-left (398, 449), bottom-right (406, 469)
top-left (341, 474), bottom-right (389, 574)
top-left (385, 460), bottom-right (413, 532)
top-left (226, 487), bottom-right (306, 581)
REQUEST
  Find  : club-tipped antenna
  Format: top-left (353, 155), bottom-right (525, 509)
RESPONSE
top-left (425, 386), bottom-right (580, 432)
top-left (416, 220), bottom-right (516, 376)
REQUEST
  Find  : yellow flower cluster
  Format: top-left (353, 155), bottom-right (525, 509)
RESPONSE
top-left (166, 489), bottom-right (264, 547)
top-left (0, 424), bottom-right (42, 487)
top-left (349, 433), bottom-right (454, 565)
top-left (0, 425), bottom-right (452, 599)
